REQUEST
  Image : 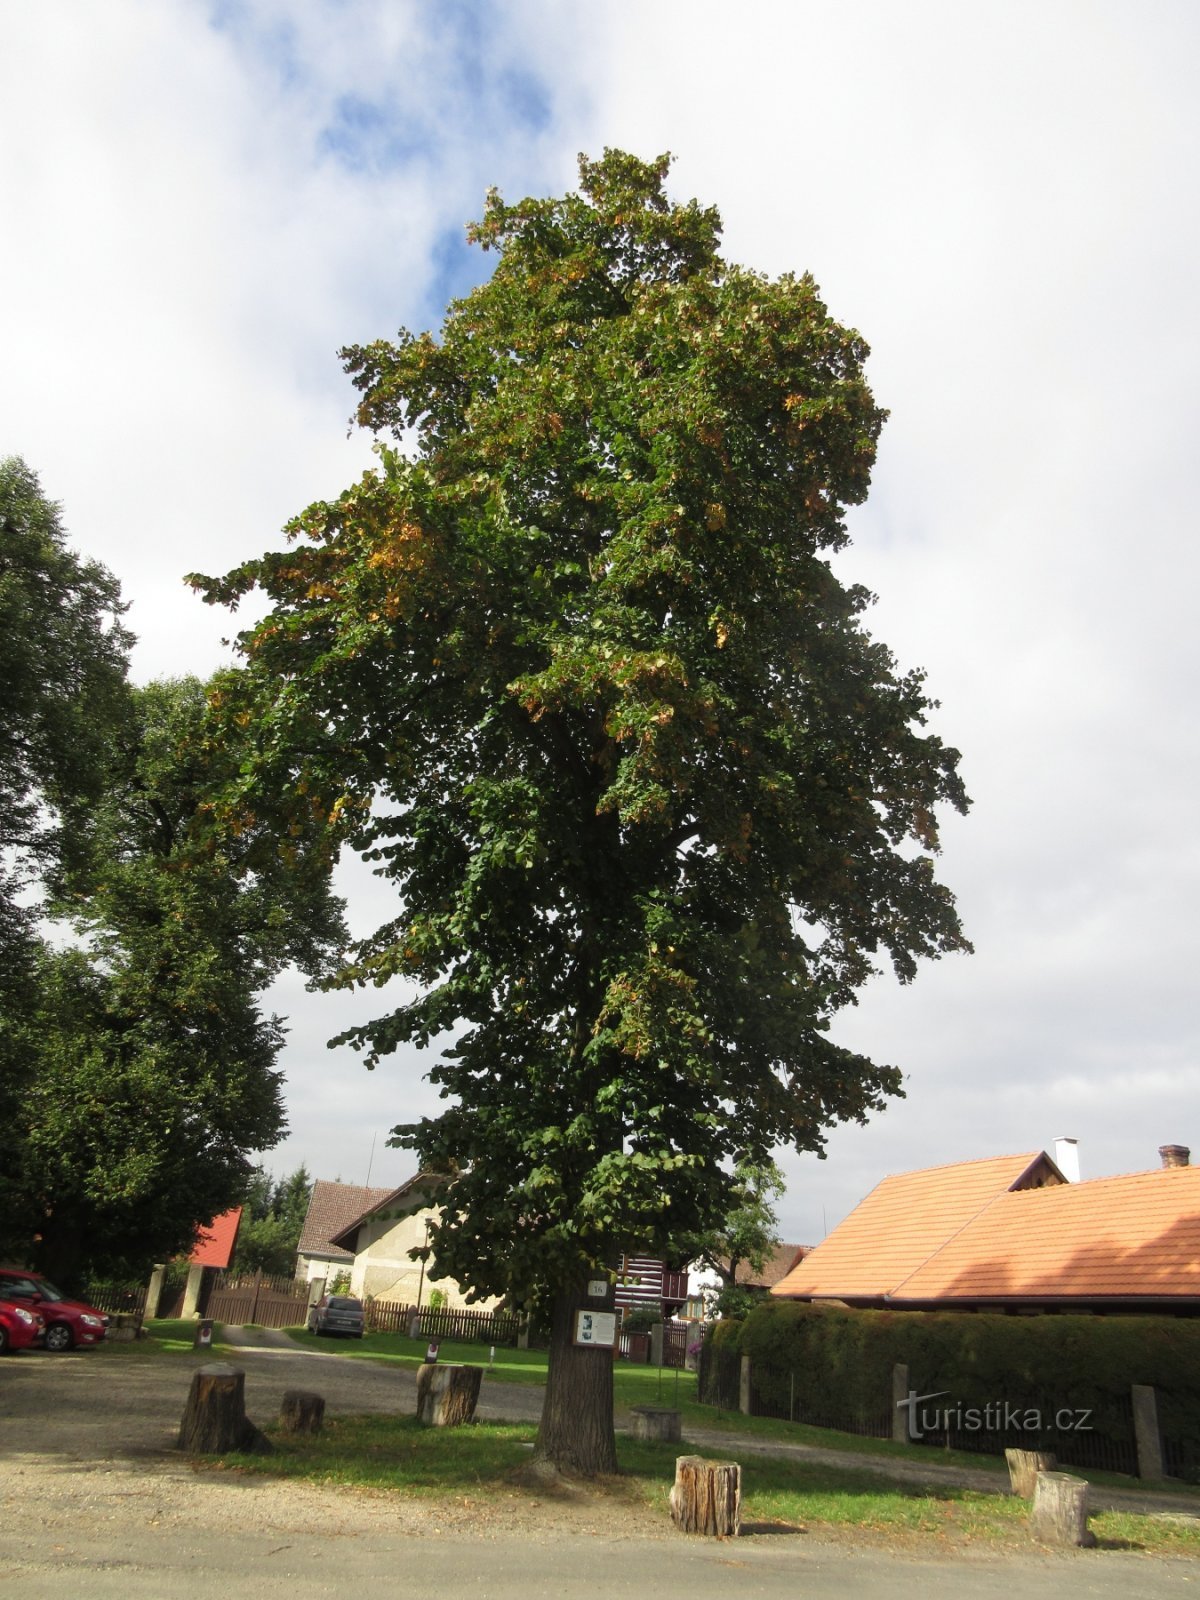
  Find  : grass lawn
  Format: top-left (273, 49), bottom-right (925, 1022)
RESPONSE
top-left (278, 1329), bottom-right (1200, 1501)
top-left (90, 1318), bottom-right (232, 1355)
top-left (214, 1412), bottom-right (1200, 1556)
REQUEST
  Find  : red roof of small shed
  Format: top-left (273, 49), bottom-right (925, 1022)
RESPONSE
top-left (189, 1207), bottom-right (243, 1268)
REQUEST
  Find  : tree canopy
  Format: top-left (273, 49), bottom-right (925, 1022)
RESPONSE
top-left (0, 457), bottom-right (131, 966)
top-left (0, 483), bottom-right (346, 1283)
top-left (196, 150), bottom-right (969, 1472)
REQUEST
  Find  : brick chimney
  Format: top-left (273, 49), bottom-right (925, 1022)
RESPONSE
top-left (1159, 1144), bottom-right (1191, 1169)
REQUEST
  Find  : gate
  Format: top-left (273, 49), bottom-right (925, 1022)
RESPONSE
top-left (206, 1270), bottom-right (310, 1330)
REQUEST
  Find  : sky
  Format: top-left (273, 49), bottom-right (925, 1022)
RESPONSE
top-left (3, 0), bottom-right (1197, 1247)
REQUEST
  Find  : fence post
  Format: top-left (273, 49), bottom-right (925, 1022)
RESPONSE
top-left (892, 1363), bottom-right (911, 1444)
top-left (1131, 1384), bottom-right (1164, 1480)
top-left (650, 1322), bottom-right (664, 1367)
top-left (738, 1354), bottom-right (752, 1416)
top-left (181, 1264), bottom-right (205, 1319)
top-left (145, 1263), bottom-right (167, 1320)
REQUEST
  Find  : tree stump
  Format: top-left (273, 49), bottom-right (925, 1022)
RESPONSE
top-left (416, 1362), bottom-right (483, 1427)
top-left (280, 1389), bottom-right (326, 1434)
top-left (1005, 1447), bottom-right (1057, 1499)
top-left (177, 1363), bottom-right (271, 1455)
top-left (1029, 1470), bottom-right (1095, 1547)
top-left (630, 1406), bottom-right (681, 1442)
top-left (670, 1455), bottom-right (741, 1537)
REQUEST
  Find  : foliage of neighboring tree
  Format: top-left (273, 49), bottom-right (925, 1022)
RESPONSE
top-left (194, 151), bottom-right (970, 1474)
top-left (686, 1159), bottom-right (784, 1317)
top-left (0, 458), bottom-right (134, 1259)
top-left (0, 458), bottom-right (133, 931)
top-left (231, 1163), bottom-right (314, 1276)
top-left (0, 670), bottom-right (344, 1284)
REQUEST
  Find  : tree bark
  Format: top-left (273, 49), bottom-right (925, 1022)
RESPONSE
top-left (177, 1363), bottom-right (271, 1454)
top-left (533, 1284), bottom-right (618, 1476)
top-left (1029, 1471), bottom-right (1095, 1547)
top-left (1005, 1447), bottom-right (1056, 1499)
top-left (280, 1389), bottom-right (325, 1434)
top-left (415, 1363), bottom-right (482, 1426)
top-left (670, 1456), bottom-right (742, 1536)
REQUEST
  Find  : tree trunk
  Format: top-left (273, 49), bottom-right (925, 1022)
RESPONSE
top-left (1029, 1471), bottom-right (1095, 1547)
top-left (670, 1456), bottom-right (742, 1536)
top-left (415, 1363), bottom-right (482, 1426)
top-left (1005, 1447), bottom-right (1056, 1499)
top-left (177, 1363), bottom-right (271, 1454)
top-left (280, 1389), bottom-right (325, 1434)
top-left (533, 1284), bottom-right (618, 1476)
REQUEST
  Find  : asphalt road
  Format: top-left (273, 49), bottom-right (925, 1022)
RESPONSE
top-left (1, 1331), bottom-right (1198, 1598)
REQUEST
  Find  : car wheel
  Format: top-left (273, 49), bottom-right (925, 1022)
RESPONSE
top-left (44, 1323), bottom-right (73, 1352)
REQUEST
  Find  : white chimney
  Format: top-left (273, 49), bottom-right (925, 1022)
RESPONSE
top-left (1053, 1137), bottom-right (1080, 1183)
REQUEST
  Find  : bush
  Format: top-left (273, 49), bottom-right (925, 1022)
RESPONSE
top-left (622, 1306), bottom-right (660, 1334)
top-left (708, 1300), bottom-right (1200, 1450)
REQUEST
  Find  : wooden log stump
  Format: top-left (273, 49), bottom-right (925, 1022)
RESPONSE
top-left (1005, 1447), bottom-right (1057, 1499)
top-left (415, 1362), bottom-right (483, 1427)
top-left (630, 1406), bottom-right (681, 1443)
top-left (280, 1389), bottom-right (326, 1434)
top-left (177, 1363), bottom-right (272, 1455)
top-left (670, 1455), bottom-right (741, 1537)
top-left (1029, 1470), bottom-right (1095, 1547)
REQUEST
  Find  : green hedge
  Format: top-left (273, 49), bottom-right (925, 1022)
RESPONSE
top-left (708, 1300), bottom-right (1200, 1448)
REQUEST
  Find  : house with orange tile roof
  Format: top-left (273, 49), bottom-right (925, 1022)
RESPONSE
top-left (773, 1144), bottom-right (1200, 1313)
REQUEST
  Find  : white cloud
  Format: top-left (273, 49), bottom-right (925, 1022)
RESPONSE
top-left (4, 2), bottom-right (1198, 1243)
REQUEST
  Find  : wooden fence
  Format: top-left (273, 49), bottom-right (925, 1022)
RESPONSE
top-left (205, 1270), bottom-right (311, 1330)
top-left (83, 1282), bottom-right (148, 1318)
top-left (364, 1298), bottom-right (522, 1345)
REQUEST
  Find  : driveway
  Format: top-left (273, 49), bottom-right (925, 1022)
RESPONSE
top-left (1, 1335), bottom-right (1197, 1598)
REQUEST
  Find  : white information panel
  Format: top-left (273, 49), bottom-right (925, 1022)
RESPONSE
top-left (574, 1309), bottom-right (617, 1348)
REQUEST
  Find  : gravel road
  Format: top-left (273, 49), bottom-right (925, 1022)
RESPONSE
top-left (2, 1333), bottom-right (1198, 1599)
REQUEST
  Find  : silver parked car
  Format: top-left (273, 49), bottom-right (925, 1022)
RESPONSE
top-left (306, 1294), bottom-right (365, 1337)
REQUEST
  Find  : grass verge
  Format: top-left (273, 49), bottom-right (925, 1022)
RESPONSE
top-left (213, 1414), bottom-right (1200, 1556)
top-left (91, 1318), bottom-right (231, 1355)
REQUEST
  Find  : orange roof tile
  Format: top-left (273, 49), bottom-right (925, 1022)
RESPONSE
top-left (773, 1152), bottom-right (1055, 1300)
top-left (189, 1207), bottom-right (242, 1268)
top-left (894, 1164), bottom-right (1200, 1302)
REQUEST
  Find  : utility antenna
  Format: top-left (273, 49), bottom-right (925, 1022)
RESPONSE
top-left (364, 1131), bottom-right (377, 1189)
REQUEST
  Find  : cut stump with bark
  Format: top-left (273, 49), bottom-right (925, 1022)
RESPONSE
top-left (280, 1389), bottom-right (326, 1434)
top-left (670, 1455), bottom-right (741, 1537)
top-left (416, 1362), bottom-right (483, 1427)
top-left (1005, 1447), bottom-right (1057, 1499)
top-left (1029, 1470), bottom-right (1095, 1547)
top-left (630, 1406), bottom-right (681, 1442)
top-left (177, 1363), bottom-right (271, 1455)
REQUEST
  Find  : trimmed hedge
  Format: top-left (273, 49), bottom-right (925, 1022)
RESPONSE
top-left (705, 1300), bottom-right (1200, 1450)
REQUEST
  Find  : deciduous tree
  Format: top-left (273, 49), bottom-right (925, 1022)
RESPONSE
top-left (3, 677), bottom-right (344, 1283)
top-left (195, 151), bottom-right (970, 1474)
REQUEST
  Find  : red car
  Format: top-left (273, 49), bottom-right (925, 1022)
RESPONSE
top-left (0, 1296), bottom-right (45, 1354)
top-left (0, 1269), bottom-right (110, 1351)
